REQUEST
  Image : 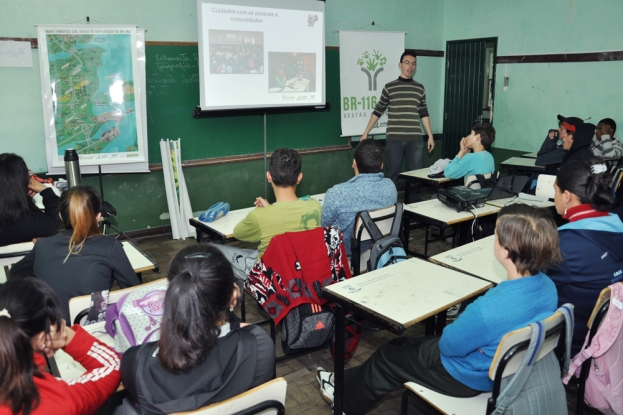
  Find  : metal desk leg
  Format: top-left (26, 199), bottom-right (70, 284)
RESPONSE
top-left (196, 229), bottom-right (203, 243)
top-left (333, 304), bottom-right (346, 415)
top-left (435, 310), bottom-right (447, 334)
top-left (402, 214), bottom-right (410, 252)
top-left (404, 178), bottom-right (411, 206)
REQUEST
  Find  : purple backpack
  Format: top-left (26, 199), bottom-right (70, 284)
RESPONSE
top-left (105, 282), bottom-right (168, 353)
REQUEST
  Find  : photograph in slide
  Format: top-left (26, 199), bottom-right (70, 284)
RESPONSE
top-left (268, 52), bottom-right (316, 93)
top-left (209, 30), bottom-right (264, 74)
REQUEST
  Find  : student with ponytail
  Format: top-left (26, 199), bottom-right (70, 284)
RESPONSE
top-left (549, 158), bottom-right (623, 354)
top-left (0, 277), bottom-right (121, 415)
top-left (120, 243), bottom-right (274, 415)
top-left (9, 185), bottom-right (140, 322)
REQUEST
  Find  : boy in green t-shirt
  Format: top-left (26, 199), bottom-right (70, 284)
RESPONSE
top-left (214, 148), bottom-right (322, 283)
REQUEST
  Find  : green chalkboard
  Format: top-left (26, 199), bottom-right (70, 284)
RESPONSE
top-left (144, 45), bottom-right (343, 163)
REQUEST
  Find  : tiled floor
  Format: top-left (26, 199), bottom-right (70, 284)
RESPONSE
top-left (129, 189), bottom-right (601, 415)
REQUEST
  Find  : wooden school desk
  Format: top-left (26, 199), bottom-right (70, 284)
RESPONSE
top-left (521, 151), bottom-right (538, 158)
top-left (399, 168), bottom-right (462, 204)
top-left (402, 199), bottom-right (501, 257)
top-left (429, 235), bottom-right (506, 285)
top-left (189, 193), bottom-right (325, 244)
top-left (322, 258), bottom-right (493, 415)
top-left (500, 157), bottom-right (545, 174)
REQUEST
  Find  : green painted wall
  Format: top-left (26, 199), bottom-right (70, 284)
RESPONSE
top-left (443, 0), bottom-right (623, 152)
top-left (0, 0), bottom-right (447, 233)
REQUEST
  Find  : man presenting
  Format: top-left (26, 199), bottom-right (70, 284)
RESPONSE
top-left (361, 51), bottom-right (434, 199)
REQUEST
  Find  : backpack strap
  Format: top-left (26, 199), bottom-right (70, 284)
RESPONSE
top-left (389, 203), bottom-right (404, 238)
top-left (359, 211), bottom-right (386, 243)
top-left (491, 320), bottom-right (547, 415)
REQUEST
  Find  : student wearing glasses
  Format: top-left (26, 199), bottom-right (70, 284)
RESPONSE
top-left (361, 51), bottom-right (435, 201)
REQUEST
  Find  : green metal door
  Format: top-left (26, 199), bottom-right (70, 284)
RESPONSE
top-left (442, 39), bottom-right (490, 159)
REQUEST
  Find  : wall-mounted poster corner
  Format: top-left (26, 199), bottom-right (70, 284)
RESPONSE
top-left (36, 25), bottom-right (149, 174)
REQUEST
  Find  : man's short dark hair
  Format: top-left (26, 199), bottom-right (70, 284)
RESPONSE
top-left (473, 123), bottom-right (495, 150)
top-left (354, 139), bottom-right (384, 174)
top-left (599, 118), bottom-right (617, 135)
top-left (269, 148), bottom-right (302, 187)
top-left (400, 51), bottom-right (417, 63)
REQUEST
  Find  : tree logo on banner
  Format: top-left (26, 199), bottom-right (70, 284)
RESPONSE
top-left (357, 50), bottom-right (387, 91)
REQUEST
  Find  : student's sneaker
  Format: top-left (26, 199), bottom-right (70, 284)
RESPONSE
top-left (316, 367), bottom-right (335, 405)
top-left (447, 303), bottom-right (461, 317)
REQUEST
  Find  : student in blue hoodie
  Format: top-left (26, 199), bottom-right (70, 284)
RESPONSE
top-left (316, 204), bottom-right (560, 415)
top-left (549, 158), bottom-right (623, 354)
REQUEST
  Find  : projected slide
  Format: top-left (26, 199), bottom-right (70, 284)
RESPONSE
top-left (197, 0), bottom-right (325, 111)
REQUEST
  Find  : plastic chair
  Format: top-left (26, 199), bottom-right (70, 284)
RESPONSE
top-left (170, 377), bottom-right (287, 415)
top-left (401, 306), bottom-right (573, 415)
top-left (535, 174), bottom-right (556, 199)
top-left (351, 203), bottom-right (402, 276)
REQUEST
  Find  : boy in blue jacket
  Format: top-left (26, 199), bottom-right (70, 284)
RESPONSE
top-left (316, 204), bottom-right (560, 415)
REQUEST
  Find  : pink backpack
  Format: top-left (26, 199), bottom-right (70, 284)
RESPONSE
top-left (563, 282), bottom-right (623, 415)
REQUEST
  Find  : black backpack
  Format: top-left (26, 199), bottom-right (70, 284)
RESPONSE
top-left (281, 303), bottom-right (334, 354)
top-left (359, 203), bottom-right (407, 271)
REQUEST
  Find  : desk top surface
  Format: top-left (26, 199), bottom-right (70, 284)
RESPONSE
top-left (521, 152), bottom-right (538, 158)
top-left (485, 196), bottom-right (555, 209)
top-left (404, 199), bottom-right (500, 225)
top-left (121, 241), bottom-right (157, 273)
top-left (191, 193), bottom-right (325, 239)
top-left (54, 322), bottom-right (115, 381)
top-left (500, 157), bottom-right (545, 170)
top-left (429, 235), bottom-right (506, 285)
top-left (323, 258), bottom-right (492, 328)
top-left (399, 168), bottom-right (456, 184)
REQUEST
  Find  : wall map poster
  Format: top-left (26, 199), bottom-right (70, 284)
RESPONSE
top-left (37, 25), bottom-right (147, 169)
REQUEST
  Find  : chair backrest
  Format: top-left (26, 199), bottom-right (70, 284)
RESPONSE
top-left (535, 174), bottom-right (556, 199)
top-left (353, 204), bottom-right (398, 243)
top-left (489, 309), bottom-right (567, 381)
top-left (465, 171), bottom-right (498, 189)
top-left (170, 377), bottom-right (287, 415)
top-left (68, 277), bottom-right (168, 325)
top-left (0, 242), bottom-right (34, 283)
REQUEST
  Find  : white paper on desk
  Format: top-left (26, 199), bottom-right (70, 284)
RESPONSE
top-left (0, 41), bottom-right (33, 67)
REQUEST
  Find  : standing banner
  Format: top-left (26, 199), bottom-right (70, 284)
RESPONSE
top-left (37, 25), bottom-right (148, 174)
top-left (160, 139), bottom-right (195, 240)
top-left (339, 31), bottom-right (405, 137)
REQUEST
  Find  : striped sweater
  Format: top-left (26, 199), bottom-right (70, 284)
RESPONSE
top-left (372, 77), bottom-right (429, 142)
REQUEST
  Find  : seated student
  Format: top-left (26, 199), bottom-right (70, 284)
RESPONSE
top-left (0, 277), bottom-right (121, 415)
top-left (548, 159), bottom-right (623, 355)
top-left (121, 244), bottom-right (275, 415)
top-left (214, 148), bottom-right (321, 283)
top-left (9, 185), bottom-right (140, 322)
top-left (591, 118), bottom-right (622, 158)
top-left (536, 115), bottom-right (595, 171)
top-left (0, 153), bottom-right (61, 246)
top-left (316, 204), bottom-right (560, 415)
top-left (443, 123), bottom-right (496, 181)
top-left (321, 139), bottom-right (397, 257)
